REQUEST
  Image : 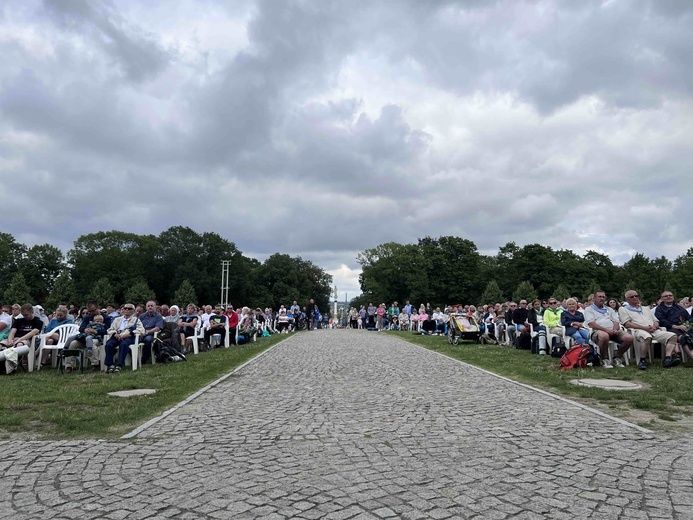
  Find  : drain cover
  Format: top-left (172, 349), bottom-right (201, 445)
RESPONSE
top-left (108, 389), bottom-right (157, 398)
top-left (571, 379), bottom-right (643, 390)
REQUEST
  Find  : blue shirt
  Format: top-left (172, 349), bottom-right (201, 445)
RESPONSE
top-left (139, 312), bottom-right (164, 334)
top-left (46, 316), bottom-right (73, 333)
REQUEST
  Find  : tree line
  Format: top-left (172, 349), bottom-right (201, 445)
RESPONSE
top-left (351, 236), bottom-right (693, 308)
top-left (0, 227), bottom-right (333, 312)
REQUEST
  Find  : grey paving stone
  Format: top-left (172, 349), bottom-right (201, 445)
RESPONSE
top-left (4, 331), bottom-right (692, 519)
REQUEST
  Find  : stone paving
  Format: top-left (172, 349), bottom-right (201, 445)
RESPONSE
top-left (2, 330), bottom-right (693, 519)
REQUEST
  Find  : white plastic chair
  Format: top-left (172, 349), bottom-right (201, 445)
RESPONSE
top-left (188, 324), bottom-right (203, 354)
top-left (625, 327), bottom-right (670, 364)
top-left (37, 324), bottom-right (79, 371)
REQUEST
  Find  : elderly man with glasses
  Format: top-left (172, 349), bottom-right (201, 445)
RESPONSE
top-left (104, 303), bottom-right (145, 373)
top-left (584, 291), bottom-right (633, 368)
top-left (655, 290), bottom-right (693, 361)
top-left (619, 290), bottom-right (679, 370)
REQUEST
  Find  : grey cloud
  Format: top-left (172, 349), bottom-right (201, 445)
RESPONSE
top-left (2, 0), bottom-right (693, 296)
top-left (42, 0), bottom-right (169, 82)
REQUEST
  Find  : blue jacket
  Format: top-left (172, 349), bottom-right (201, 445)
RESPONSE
top-left (80, 313), bottom-right (112, 333)
top-left (655, 303), bottom-right (692, 330)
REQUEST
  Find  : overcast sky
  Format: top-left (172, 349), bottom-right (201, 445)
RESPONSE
top-left (2, 0), bottom-right (692, 300)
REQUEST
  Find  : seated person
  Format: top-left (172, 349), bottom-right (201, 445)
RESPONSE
top-left (620, 290), bottom-right (679, 370)
top-left (75, 313), bottom-right (107, 355)
top-left (530, 300), bottom-right (544, 325)
top-left (505, 302), bottom-right (518, 342)
top-left (40, 305), bottom-right (73, 365)
top-left (177, 304), bottom-right (199, 353)
top-left (655, 290), bottom-right (692, 360)
top-left (0, 304), bottom-right (12, 343)
top-left (139, 300), bottom-right (164, 364)
top-left (166, 305), bottom-right (181, 323)
top-left (561, 298), bottom-right (589, 345)
top-left (494, 304), bottom-right (508, 344)
top-left (420, 311), bottom-right (435, 334)
top-left (543, 298), bottom-right (563, 343)
top-left (432, 307), bottom-right (447, 335)
top-left (238, 310), bottom-right (258, 343)
top-left (225, 306), bottom-right (239, 343)
top-left (584, 291), bottom-right (633, 368)
top-left (410, 310), bottom-right (419, 330)
top-left (483, 308), bottom-right (496, 338)
top-left (276, 309), bottom-right (291, 333)
top-left (255, 308), bottom-right (266, 329)
top-left (199, 305), bottom-right (213, 328)
top-left (0, 303), bottom-right (43, 374)
top-left (398, 310), bottom-right (410, 331)
top-left (103, 303), bottom-right (145, 373)
top-left (64, 300), bottom-right (111, 372)
top-left (204, 306), bottom-right (227, 347)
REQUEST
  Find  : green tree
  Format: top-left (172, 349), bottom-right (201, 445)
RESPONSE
top-left (4, 272), bottom-right (31, 304)
top-left (553, 284), bottom-right (570, 301)
top-left (88, 277), bottom-right (115, 306)
top-left (44, 273), bottom-right (77, 311)
top-left (158, 227), bottom-right (251, 306)
top-left (250, 253), bottom-right (332, 310)
top-left (581, 280), bottom-right (601, 301)
top-left (621, 253), bottom-right (670, 304)
top-left (68, 231), bottom-right (160, 302)
top-left (480, 280), bottom-right (504, 304)
top-left (494, 241), bottom-right (520, 296)
top-left (419, 236), bottom-right (483, 305)
top-left (125, 279), bottom-right (156, 306)
top-left (357, 242), bottom-right (429, 305)
top-left (19, 244), bottom-right (65, 303)
top-left (0, 232), bottom-right (26, 301)
top-left (173, 279), bottom-right (197, 307)
top-left (583, 250), bottom-right (618, 295)
top-left (513, 280), bottom-right (538, 302)
top-left (670, 248), bottom-right (693, 298)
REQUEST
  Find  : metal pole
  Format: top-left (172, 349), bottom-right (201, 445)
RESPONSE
top-left (220, 260), bottom-right (230, 308)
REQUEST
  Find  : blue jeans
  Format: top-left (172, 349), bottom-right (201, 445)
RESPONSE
top-left (571, 329), bottom-right (589, 345)
top-left (141, 334), bottom-right (155, 363)
top-left (105, 336), bottom-right (136, 367)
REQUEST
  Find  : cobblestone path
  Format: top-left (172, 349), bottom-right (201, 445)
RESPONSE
top-left (2, 330), bottom-right (693, 519)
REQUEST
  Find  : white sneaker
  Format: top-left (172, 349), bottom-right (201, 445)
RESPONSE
top-left (601, 359), bottom-right (613, 369)
top-left (613, 357), bottom-right (625, 368)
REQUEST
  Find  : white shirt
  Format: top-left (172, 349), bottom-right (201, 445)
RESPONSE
top-left (200, 312), bottom-right (211, 328)
top-left (0, 312), bottom-right (12, 331)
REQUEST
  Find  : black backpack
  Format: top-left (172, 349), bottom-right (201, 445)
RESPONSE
top-left (550, 338), bottom-right (567, 358)
top-left (514, 332), bottom-right (531, 350)
top-left (153, 339), bottom-right (187, 363)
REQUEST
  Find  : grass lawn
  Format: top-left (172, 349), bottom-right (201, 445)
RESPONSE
top-left (389, 331), bottom-right (693, 432)
top-left (0, 334), bottom-right (287, 440)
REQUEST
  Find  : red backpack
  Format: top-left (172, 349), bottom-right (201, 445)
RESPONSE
top-left (558, 345), bottom-right (591, 371)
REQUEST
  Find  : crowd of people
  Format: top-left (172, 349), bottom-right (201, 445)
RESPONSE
top-left (0, 298), bottom-right (324, 375)
top-left (347, 290), bottom-right (693, 370)
top-left (3, 289), bottom-right (691, 375)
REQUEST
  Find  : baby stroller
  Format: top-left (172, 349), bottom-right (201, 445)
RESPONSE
top-left (447, 313), bottom-right (482, 345)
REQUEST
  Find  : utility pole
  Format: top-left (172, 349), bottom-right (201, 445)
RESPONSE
top-left (220, 260), bottom-right (231, 307)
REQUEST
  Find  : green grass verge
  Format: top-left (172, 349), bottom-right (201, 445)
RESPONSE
top-left (389, 331), bottom-right (693, 430)
top-left (0, 334), bottom-right (287, 440)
